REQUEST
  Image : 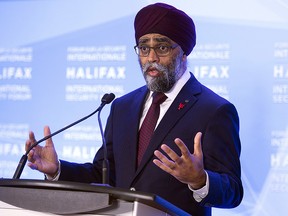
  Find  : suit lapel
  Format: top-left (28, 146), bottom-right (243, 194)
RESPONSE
top-left (133, 74), bottom-right (202, 179)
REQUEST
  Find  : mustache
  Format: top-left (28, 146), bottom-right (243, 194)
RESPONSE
top-left (142, 62), bottom-right (166, 74)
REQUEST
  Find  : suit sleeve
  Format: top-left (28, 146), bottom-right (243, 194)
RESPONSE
top-left (200, 103), bottom-right (243, 208)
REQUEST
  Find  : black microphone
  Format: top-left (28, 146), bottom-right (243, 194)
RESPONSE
top-left (12, 93), bottom-right (115, 179)
top-left (98, 93), bottom-right (115, 185)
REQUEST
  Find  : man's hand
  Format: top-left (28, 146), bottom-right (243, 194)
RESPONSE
top-left (153, 132), bottom-right (206, 189)
top-left (26, 126), bottom-right (59, 177)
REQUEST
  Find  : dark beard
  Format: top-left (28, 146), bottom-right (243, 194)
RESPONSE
top-left (140, 54), bottom-right (184, 92)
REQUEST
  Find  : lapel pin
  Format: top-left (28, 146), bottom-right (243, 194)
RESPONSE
top-left (178, 102), bottom-right (185, 110)
top-left (178, 100), bottom-right (190, 110)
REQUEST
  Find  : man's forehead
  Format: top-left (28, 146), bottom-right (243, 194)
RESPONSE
top-left (138, 34), bottom-right (173, 44)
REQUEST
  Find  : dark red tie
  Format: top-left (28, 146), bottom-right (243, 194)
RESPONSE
top-left (137, 92), bottom-right (167, 166)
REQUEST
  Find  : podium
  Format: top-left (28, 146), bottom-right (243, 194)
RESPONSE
top-left (0, 179), bottom-right (190, 216)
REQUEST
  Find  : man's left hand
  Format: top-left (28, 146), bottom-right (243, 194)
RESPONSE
top-left (153, 132), bottom-right (206, 189)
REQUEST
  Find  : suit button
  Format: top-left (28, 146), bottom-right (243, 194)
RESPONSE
top-left (130, 187), bottom-right (136, 191)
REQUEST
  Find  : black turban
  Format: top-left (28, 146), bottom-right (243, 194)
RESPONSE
top-left (134, 3), bottom-right (196, 56)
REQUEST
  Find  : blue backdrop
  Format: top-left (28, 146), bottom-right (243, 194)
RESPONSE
top-left (1, 0), bottom-right (288, 215)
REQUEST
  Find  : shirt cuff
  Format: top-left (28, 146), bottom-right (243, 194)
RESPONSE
top-left (188, 171), bottom-right (209, 202)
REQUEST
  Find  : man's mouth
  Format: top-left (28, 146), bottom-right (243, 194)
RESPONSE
top-left (146, 67), bottom-right (161, 77)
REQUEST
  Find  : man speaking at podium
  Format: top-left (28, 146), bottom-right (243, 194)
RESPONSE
top-left (25, 3), bottom-right (243, 216)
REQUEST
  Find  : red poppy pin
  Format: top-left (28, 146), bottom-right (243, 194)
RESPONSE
top-left (178, 102), bottom-right (185, 110)
top-left (178, 100), bottom-right (189, 110)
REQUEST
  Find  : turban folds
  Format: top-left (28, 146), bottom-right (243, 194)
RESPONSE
top-left (134, 3), bottom-right (196, 56)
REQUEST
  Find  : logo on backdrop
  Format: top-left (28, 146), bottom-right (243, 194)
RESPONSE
top-left (273, 42), bottom-right (288, 104)
top-left (0, 47), bottom-right (32, 101)
top-left (270, 128), bottom-right (288, 192)
top-left (188, 43), bottom-right (230, 100)
top-left (65, 46), bottom-right (126, 101)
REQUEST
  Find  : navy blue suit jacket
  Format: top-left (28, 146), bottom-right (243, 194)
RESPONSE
top-left (60, 73), bottom-right (243, 216)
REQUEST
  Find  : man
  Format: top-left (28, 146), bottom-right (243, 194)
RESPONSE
top-left (26, 3), bottom-right (243, 216)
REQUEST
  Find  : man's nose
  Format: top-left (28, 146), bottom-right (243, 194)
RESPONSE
top-left (147, 48), bottom-right (160, 63)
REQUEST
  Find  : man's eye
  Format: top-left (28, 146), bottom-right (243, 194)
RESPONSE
top-left (140, 46), bottom-right (149, 52)
top-left (158, 46), bottom-right (169, 51)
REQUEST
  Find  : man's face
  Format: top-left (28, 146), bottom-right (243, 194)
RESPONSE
top-left (137, 33), bottom-right (186, 92)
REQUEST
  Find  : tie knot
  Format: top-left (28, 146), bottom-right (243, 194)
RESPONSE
top-left (152, 92), bottom-right (167, 105)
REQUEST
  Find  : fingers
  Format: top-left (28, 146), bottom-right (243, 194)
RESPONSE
top-left (160, 144), bottom-right (181, 163)
top-left (153, 132), bottom-right (203, 168)
top-left (29, 130), bottom-right (36, 142)
top-left (174, 138), bottom-right (190, 158)
top-left (156, 132), bottom-right (202, 157)
top-left (27, 161), bottom-right (38, 170)
top-left (25, 131), bottom-right (36, 151)
top-left (193, 132), bottom-right (203, 157)
top-left (153, 143), bottom-right (185, 174)
top-left (26, 131), bottom-right (37, 163)
top-left (43, 126), bottom-right (54, 148)
top-left (154, 137), bottom-right (191, 164)
top-left (153, 150), bottom-right (175, 172)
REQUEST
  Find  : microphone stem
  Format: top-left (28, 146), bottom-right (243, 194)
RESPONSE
top-left (12, 155), bottom-right (28, 179)
top-left (98, 107), bottom-right (109, 185)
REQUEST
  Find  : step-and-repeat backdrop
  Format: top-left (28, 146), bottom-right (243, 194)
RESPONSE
top-left (1, 0), bottom-right (287, 215)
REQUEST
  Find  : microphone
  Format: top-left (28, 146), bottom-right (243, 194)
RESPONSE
top-left (12, 93), bottom-right (115, 179)
top-left (98, 94), bottom-right (113, 185)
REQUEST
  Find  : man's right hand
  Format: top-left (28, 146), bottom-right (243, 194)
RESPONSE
top-left (26, 126), bottom-right (59, 177)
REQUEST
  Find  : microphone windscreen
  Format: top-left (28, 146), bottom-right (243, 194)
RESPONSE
top-left (101, 93), bottom-right (115, 104)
